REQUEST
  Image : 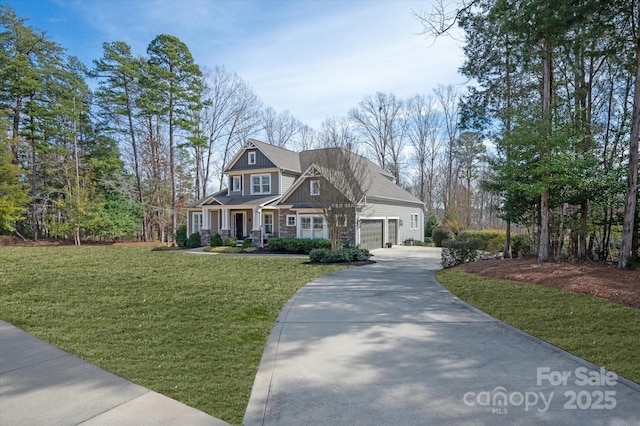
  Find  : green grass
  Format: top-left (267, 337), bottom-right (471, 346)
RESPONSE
top-left (204, 246), bottom-right (247, 253)
top-left (436, 267), bottom-right (640, 384)
top-left (0, 246), bottom-right (347, 425)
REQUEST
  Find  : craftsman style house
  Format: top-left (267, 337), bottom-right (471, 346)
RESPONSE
top-left (186, 139), bottom-right (425, 250)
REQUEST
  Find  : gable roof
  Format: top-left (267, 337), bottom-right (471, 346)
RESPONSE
top-left (282, 147), bottom-right (424, 207)
top-left (224, 139), bottom-right (301, 174)
top-left (193, 139), bottom-right (424, 209)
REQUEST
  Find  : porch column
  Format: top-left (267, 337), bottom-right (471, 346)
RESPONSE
top-left (251, 207), bottom-right (262, 247)
top-left (221, 208), bottom-right (230, 229)
top-left (220, 208), bottom-right (231, 239)
top-left (203, 207), bottom-right (211, 230)
top-left (252, 207), bottom-right (261, 231)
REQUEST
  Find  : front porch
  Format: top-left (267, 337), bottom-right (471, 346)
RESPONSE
top-left (191, 206), bottom-right (278, 247)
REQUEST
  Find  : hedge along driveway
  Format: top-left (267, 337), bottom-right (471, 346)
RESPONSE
top-left (0, 246), bottom-right (347, 425)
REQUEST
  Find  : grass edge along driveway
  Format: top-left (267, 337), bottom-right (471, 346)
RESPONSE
top-left (436, 267), bottom-right (640, 385)
top-left (0, 246), bottom-right (347, 425)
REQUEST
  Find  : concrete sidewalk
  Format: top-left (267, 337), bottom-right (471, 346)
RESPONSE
top-left (0, 321), bottom-right (230, 426)
top-left (244, 246), bottom-right (640, 425)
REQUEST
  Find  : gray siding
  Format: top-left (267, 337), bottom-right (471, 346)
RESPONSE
top-left (209, 210), bottom-right (219, 234)
top-left (281, 172), bottom-right (298, 194)
top-left (228, 149), bottom-right (276, 171)
top-left (282, 177), bottom-right (348, 207)
top-left (228, 175), bottom-right (242, 195)
top-left (243, 172), bottom-right (279, 196)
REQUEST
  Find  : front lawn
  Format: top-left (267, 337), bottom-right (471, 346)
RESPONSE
top-left (0, 246), bottom-right (347, 425)
top-left (436, 267), bottom-right (640, 384)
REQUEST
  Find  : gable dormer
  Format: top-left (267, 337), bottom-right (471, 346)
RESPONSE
top-left (226, 142), bottom-right (277, 172)
top-left (224, 139), bottom-right (302, 174)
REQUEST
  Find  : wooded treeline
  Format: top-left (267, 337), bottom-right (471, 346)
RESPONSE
top-left (415, 0), bottom-right (639, 267)
top-left (1, 3), bottom-right (638, 267)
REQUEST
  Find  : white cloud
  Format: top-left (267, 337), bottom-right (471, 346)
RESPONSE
top-left (15, 0), bottom-right (468, 130)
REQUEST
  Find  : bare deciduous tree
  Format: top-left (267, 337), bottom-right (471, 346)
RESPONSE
top-left (434, 84), bottom-right (460, 213)
top-left (260, 107), bottom-right (301, 148)
top-left (307, 118), bottom-right (371, 250)
top-left (349, 92), bottom-right (405, 183)
top-left (405, 94), bottom-right (442, 211)
top-left (199, 66), bottom-right (262, 194)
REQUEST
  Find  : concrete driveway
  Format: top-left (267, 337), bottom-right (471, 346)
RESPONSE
top-left (244, 246), bottom-right (640, 425)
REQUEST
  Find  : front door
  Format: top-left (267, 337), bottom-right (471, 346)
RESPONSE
top-left (234, 213), bottom-right (244, 238)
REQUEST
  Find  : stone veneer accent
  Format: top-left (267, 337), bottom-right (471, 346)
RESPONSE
top-left (341, 210), bottom-right (356, 246)
top-left (199, 229), bottom-right (212, 247)
top-left (250, 229), bottom-right (262, 247)
top-left (278, 208), bottom-right (298, 239)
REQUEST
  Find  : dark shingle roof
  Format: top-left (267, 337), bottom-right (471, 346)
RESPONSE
top-left (191, 141), bottom-right (423, 209)
top-left (247, 139), bottom-right (301, 173)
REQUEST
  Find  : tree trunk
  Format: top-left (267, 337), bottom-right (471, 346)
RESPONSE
top-left (124, 82), bottom-right (147, 242)
top-left (503, 220), bottom-right (512, 258)
top-left (619, 38), bottom-right (640, 268)
top-left (538, 38), bottom-right (553, 263)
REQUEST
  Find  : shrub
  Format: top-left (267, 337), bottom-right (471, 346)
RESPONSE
top-left (457, 230), bottom-right (505, 253)
top-left (432, 226), bottom-right (454, 247)
top-left (186, 232), bottom-right (201, 248)
top-left (441, 239), bottom-right (480, 268)
top-left (176, 224), bottom-right (188, 247)
top-left (309, 248), bottom-right (371, 263)
top-left (267, 237), bottom-right (331, 254)
top-left (223, 237), bottom-right (237, 247)
top-left (511, 234), bottom-right (531, 257)
top-left (210, 233), bottom-right (223, 247)
top-left (241, 238), bottom-right (252, 250)
top-left (404, 238), bottom-right (426, 246)
top-left (424, 212), bottom-right (439, 239)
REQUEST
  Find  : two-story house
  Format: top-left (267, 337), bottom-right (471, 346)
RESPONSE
top-left (186, 139), bottom-right (425, 251)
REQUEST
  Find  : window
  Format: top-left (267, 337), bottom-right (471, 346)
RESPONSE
top-left (337, 214), bottom-right (347, 227)
top-left (286, 215), bottom-right (296, 227)
top-left (192, 212), bottom-right (203, 233)
top-left (310, 180), bottom-right (320, 196)
top-left (300, 215), bottom-right (325, 239)
top-left (410, 213), bottom-right (419, 230)
top-left (264, 213), bottom-right (273, 234)
top-left (232, 176), bottom-right (242, 192)
top-left (247, 151), bottom-right (256, 165)
top-left (251, 174), bottom-right (271, 195)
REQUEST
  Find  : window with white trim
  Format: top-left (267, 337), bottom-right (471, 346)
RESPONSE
top-left (300, 215), bottom-right (325, 239)
top-left (247, 151), bottom-right (256, 165)
top-left (263, 212), bottom-right (274, 234)
top-left (231, 176), bottom-right (242, 192)
top-left (310, 179), bottom-right (320, 196)
top-left (192, 212), bottom-right (203, 233)
top-left (251, 174), bottom-right (271, 195)
top-left (286, 215), bottom-right (296, 227)
top-left (410, 213), bottom-right (419, 230)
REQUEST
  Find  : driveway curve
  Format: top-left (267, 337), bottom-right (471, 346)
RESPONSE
top-left (244, 246), bottom-right (640, 425)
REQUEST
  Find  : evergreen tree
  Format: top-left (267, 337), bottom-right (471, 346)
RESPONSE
top-left (145, 34), bottom-right (203, 244)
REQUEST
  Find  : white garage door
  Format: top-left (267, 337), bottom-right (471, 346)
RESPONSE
top-left (360, 219), bottom-right (383, 251)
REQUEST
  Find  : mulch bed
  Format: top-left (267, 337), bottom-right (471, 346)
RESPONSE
top-left (461, 256), bottom-right (640, 310)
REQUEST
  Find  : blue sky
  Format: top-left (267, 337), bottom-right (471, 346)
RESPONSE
top-left (8, 0), bottom-right (467, 129)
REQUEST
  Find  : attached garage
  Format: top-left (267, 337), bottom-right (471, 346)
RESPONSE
top-left (387, 219), bottom-right (398, 245)
top-left (360, 219), bottom-right (384, 251)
